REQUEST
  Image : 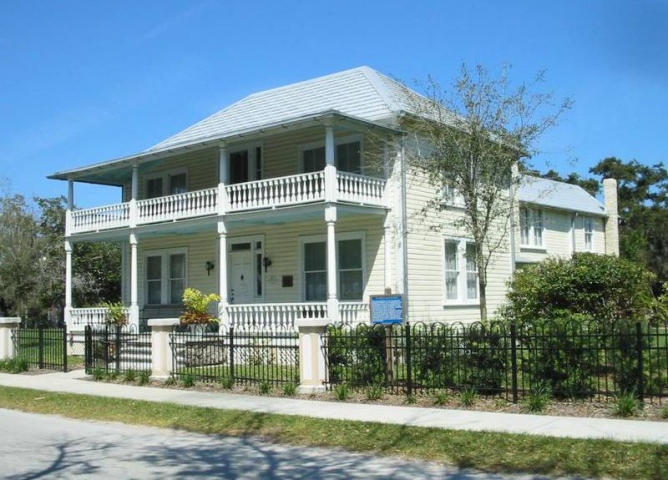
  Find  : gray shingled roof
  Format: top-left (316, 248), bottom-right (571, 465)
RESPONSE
top-left (519, 175), bottom-right (605, 216)
top-left (148, 66), bottom-right (415, 152)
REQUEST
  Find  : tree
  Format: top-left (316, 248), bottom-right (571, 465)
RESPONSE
top-left (404, 65), bottom-right (572, 320)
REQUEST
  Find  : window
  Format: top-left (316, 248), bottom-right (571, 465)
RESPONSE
top-left (441, 183), bottom-right (465, 208)
top-left (584, 217), bottom-right (594, 251)
top-left (444, 239), bottom-right (479, 304)
top-left (144, 170), bottom-right (187, 198)
top-left (301, 137), bottom-right (362, 174)
top-left (520, 207), bottom-right (544, 248)
top-left (145, 249), bottom-right (187, 305)
top-left (228, 144), bottom-right (263, 183)
top-left (302, 233), bottom-right (365, 302)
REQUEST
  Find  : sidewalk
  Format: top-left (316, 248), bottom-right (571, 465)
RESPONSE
top-left (1, 370), bottom-right (667, 444)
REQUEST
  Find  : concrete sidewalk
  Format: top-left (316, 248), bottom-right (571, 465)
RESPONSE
top-left (1, 370), bottom-right (667, 444)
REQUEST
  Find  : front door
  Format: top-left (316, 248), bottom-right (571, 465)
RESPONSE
top-left (229, 250), bottom-right (254, 304)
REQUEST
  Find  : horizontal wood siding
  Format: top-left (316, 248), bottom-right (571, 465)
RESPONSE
top-left (138, 148), bottom-right (218, 199)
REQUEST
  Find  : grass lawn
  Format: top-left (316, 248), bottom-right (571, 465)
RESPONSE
top-left (0, 386), bottom-right (666, 479)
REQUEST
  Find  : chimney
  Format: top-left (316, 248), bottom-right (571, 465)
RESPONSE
top-left (603, 178), bottom-right (619, 256)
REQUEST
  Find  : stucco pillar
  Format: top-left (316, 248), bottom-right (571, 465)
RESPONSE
top-left (325, 206), bottom-right (339, 323)
top-left (296, 318), bottom-right (328, 394)
top-left (218, 221), bottom-right (229, 328)
top-left (64, 240), bottom-right (73, 326)
top-left (129, 233), bottom-right (139, 327)
top-left (0, 317), bottom-right (21, 360)
top-left (603, 178), bottom-right (619, 256)
top-left (149, 318), bottom-right (180, 378)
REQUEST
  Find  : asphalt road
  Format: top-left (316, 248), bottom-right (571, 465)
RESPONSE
top-left (0, 408), bottom-right (575, 479)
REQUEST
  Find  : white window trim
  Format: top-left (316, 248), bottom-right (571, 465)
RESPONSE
top-left (440, 184), bottom-right (465, 209)
top-left (298, 134), bottom-right (364, 174)
top-left (227, 235), bottom-right (266, 301)
top-left (227, 142), bottom-right (263, 182)
top-left (519, 207), bottom-right (546, 251)
top-left (442, 237), bottom-right (479, 307)
top-left (143, 247), bottom-right (188, 306)
top-left (298, 231), bottom-right (366, 302)
top-left (143, 167), bottom-right (188, 199)
top-left (583, 217), bottom-right (594, 252)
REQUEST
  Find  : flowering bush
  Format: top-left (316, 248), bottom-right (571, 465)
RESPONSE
top-left (180, 288), bottom-right (220, 325)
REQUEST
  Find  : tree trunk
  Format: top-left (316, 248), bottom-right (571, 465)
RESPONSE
top-left (478, 271), bottom-right (488, 322)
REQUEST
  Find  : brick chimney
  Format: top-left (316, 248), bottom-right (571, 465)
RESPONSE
top-left (603, 178), bottom-right (619, 256)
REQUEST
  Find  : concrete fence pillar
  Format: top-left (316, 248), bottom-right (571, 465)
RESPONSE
top-left (149, 319), bottom-right (180, 379)
top-left (0, 318), bottom-right (21, 360)
top-left (296, 318), bottom-right (328, 394)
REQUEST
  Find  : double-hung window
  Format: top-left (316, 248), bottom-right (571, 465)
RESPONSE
top-left (302, 233), bottom-right (364, 302)
top-left (301, 137), bottom-right (362, 174)
top-left (145, 170), bottom-right (187, 199)
top-left (145, 249), bottom-right (187, 305)
top-left (444, 239), bottom-right (478, 304)
top-left (584, 217), bottom-right (594, 251)
top-left (520, 207), bottom-right (544, 248)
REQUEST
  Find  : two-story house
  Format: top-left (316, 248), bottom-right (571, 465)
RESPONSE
top-left (48, 66), bottom-right (618, 332)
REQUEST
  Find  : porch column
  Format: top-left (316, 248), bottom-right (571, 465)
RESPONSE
top-left (65, 179), bottom-right (73, 236)
top-left (218, 144), bottom-right (228, 215)
top-left (218, 221), bottom-right (229, 328)
top-left (129, 233), bottom-right (139, 327)
top-left (324, 124), bottom-right (338, 202)
top-left (130, 162), bottom-right (138, 227)
top-left (325, 206), bottom-right (339, 323)
top-left (64, 240), bottom-right (73, 326)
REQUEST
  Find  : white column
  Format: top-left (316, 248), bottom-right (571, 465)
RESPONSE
top-left (0, 318), bottom-right (22, 360)
top-left (64, 240), bottom-right (73, 326)
top-left (129, 233), bottom-right (139, 327)
top-left (65, 180), bottom-right (74, 237)
top-left (130, 163), bottom-right (138, 227)
top-left (149, 318), bottom-right (180, 378)
top-left (296, 318), bottom-right (328, 394)
top-left (218, 221), bottom-right (229, 328)
top-left (324, 125), bottom-right (337, 202)
top-left (325, 206), bottom-right (339, 323)
top-left (218, 144), bottom-right (229, 215)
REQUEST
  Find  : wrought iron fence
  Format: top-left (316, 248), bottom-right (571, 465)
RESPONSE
top-left (84, 325), bottom-right (151, 375)
top-left (323, 319), bottom-right (668, 403)
top-left (170, 325), bottom-right (299, 387)
top-left (11, 327), bottom-right (68, 372)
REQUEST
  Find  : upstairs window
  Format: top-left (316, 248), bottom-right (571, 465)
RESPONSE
top-left (520, 207), bottom-right (544, 248)
top-left (145, 170), bottom-right (187, 199)
top-left (441, 183), bottom-right (465, 208)
top-left (301, 137), bottom-right (363, 174)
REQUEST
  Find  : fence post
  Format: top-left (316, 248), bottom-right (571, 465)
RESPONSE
top-left (0, 317), bottom-right (21, 360)
top-left (148, 319), bottom-right (179, 378)
top-left (405, 323), bottom-right (412, 396)
top-left (636, 321), bottom-right (645, 403)
top-left (62, 324), bottom-right (68, 373)
top-left (295, 318), bottom-right (329, 393)
top-left (84, 325), bottom-right (92, 373)
top-left (229, 326), bottom-right (235, 381)
top-left (115, 325), bottom-right (121, 373)
top-left (510, 322), bottom-right (518, 404)
top-left (38, 326), bottom-right (44, 369)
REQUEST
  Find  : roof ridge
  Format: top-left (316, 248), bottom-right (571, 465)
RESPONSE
top-left (358, 66), bottom-right (402, 114)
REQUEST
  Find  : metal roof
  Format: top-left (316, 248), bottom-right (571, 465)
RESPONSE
top-left (518, 175), bottom-right (606, 216)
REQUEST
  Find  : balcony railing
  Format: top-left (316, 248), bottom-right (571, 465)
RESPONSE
top-left (68, 171), bottom-right (386, 235)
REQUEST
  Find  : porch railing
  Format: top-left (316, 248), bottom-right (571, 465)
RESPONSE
top-left (69, 308), bottom-right (111, 330)
top-left (70, 203), bottom-right (130, 234)
top-left (339, 302), bottom-right (369, 324)
top-left (226, 303), bottom-right (327, 330)
top-left (226, 171), bottom-right (325, 212)
top-left (137, 187), bottom-right (218, 224)
top-left (337, 172), bottom-right (386, 206)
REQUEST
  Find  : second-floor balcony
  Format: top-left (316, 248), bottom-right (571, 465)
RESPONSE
top-left (68, 170), bottom-right (387, 235)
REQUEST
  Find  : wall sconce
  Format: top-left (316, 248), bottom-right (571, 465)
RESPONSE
top-left (205, 261), bottom-right (215, 276)
top-left (262, 256), bottom-right (272, 273)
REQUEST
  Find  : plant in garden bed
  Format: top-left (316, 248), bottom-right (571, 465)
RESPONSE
top-left (334, 383), bottom-right (350, 401)
top-left (460, 387), bottom-right (478, 407)
top-left (163, 376), bottom-right (176, 386)
top-left (181, 374), bottom-right (195, 388)
top-left (138, 371), bottom-right (151, 386)
top-left (611, 392), bottom-right (639, 417)
top-left (405, 393), bottom-right (416, 405)
top-left (179, 288), bottom-right (220, 325)
top-left (282, 383), bottom-right (297, 396)
top-left (103, 301), bottom-right (128, 326)
top-left (92, 368), bottom-right (105, 381)
top-left (433, 390), bottom-right (449, 406)
top-left (258, 381), bottom-right (271, 395)
top-left (123, 369), bottom-right (137, 382)
top-left (523, 385), bottom-right (551, 413)
top-left (106, 371), bottom-right (118, 381)
top-left (365, 383), bottom-right (385, 401)
top-left (0, 358), bottom-right (29, 373)
top-left (219, 376), bottom-right (234, 389)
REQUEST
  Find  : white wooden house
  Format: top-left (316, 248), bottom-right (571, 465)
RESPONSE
top-left (48, 66), bottom-right (619, 332)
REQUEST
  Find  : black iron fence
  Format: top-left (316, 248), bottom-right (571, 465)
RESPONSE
top-left (84, 325), bottom-right (151, 375)
top-left (11, 327), bottom-right (68, 372)
top-left (170, 325), bottom-right (299, 387)
top-left (323, 319), bottom-right (668, 403)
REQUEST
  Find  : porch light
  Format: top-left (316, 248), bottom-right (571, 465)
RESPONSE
top-left (205, 261), bottom-right (215, 276)
top-left (262, 256), bottom-right (272, 272)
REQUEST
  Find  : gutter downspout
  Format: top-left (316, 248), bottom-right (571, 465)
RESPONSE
top-left (508, 165), bottom-right (518, 275)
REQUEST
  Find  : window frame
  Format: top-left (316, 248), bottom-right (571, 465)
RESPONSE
top-left (226, 142), bottom-right (263, 184)
top-left (583, 216), bottom-right (594, 252)
top-left (299, 231), bottom-right (366, 302)
top-left (519, 207), bottom-right (546, 250)
top-left (440, 184), bottom-right (466, 209)
top-left (143, 247), bottom-right (188, 306)
top-left (298, 134), bottom-right (364, 174)
top-left (143, 167), bottom-right (188, 199)
top-left (442, 238), bottom-right (479, 306)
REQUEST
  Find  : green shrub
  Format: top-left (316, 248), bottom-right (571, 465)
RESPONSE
top-left (326, 324), bottom-right (387, 387)
top-left (460, 386), bottom-right (478, 407)
top-left (137, 371), bottom-right (151, 386)
top-left (102, 301), bottom-right (128, 326)
top-left (661, 406), bottom-right (668, 419)
top-left (123, 369), bottom-right (137, 382)
top-left (334, 383), bottom-right (349, 401)
top-left (219, 376), bottom-right (234, 389)
top-left (258, 381), bottom-right (271, 395)
top-left (106, 371), bottom-right (118, 381)
top-left (282, 383), bottom-right (297, 396)
top-left (181, 374), bottom-right (195, 388)
top-left (612, 392), bottom-right (638, 417)
top-left (365, 383), bottom-right (384, 401)
top-left (92, 368), bottom-right (105, 381)
top-left (180, 288), bottom-right (220, 325)
top-left (523, 385), bottom-right (551, 413)
top-left (433, 390), bottom-right (449, 406)
top-left (405, 393), bottom-right (416, 405)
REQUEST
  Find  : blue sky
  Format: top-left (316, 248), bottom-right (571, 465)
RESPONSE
top-left (1, 0), bottom-right (666, 207)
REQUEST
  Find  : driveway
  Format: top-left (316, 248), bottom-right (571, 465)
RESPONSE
top-left (0, 408), bottom-right (574, 479)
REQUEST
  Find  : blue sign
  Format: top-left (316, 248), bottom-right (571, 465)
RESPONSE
top-left (370, 294), bottom-right (404, 325)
